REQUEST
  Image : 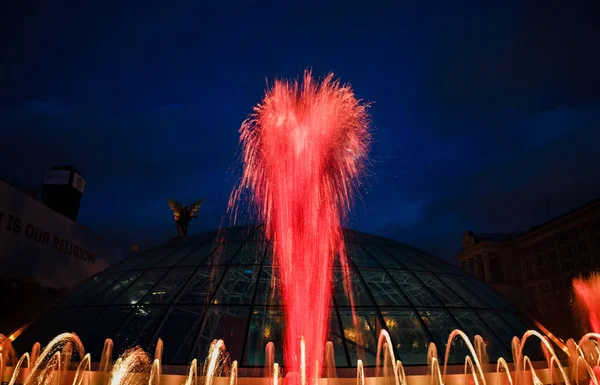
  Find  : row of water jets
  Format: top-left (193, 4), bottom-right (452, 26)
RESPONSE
top-left (1, 330), bottom-right (600, 385)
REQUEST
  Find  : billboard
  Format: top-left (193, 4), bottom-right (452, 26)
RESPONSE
top-left (72, 172), bottom-right (86, 193)
top-left (43, 170), bottom-right (71, 185)
top-left (0, 180), bottom-right (122, 289)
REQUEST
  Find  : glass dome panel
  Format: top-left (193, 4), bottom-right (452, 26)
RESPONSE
top-left (333, 268), bottom-right (373, 306)
top-left (155, 244), bottom-right (198, 267)
top-left (255, 266), bottom-right (283, 306)
top-left (89, 271), bottom-right (142, 305)
top-left (133, 248), bottom-right (175, 270)
top-left (244, 307), bottom-right (285, 366)
top-left (140, 268), bottom-right (194, 305)
top-left (212, 266), bottom-right (260, 305)
top-left (450, 309), bottom-right (510, 361)
top-left (81, 307), bottom-right (132, 358)
top-left (219, 226), bottom-right (257, 242)
top-left (178, 243), bottom-right (217, 266)
top-left (381, 309), bottom-right (430, 365)
top-left (382, 246), bottom-right (428, 271)
top-left (16, 226), bottom-right (535, 368)
top-left (388, 270), bottom-right (441, 306)
top-left (152, 307), bottom-right (204, 365)
top-left (60, 272), bottom-right (122, 307)
top-left (478, 310), bottom-right (519, 342)
top-left (437, 275), bottom-right (488, 308)
top-left (457, 277), bottom-right (514, 310)
top-left (328, 309), bottom-right (350, 367)
top-left (358, 269), bottom-right (410, 306)
top-left (417, 308), bottom-right (469, 364)
top-left (177, 267), bottom-right (224, 304)
top-left (401, 248), bottom-right (450, 274)
top-left (231, 241), bottom-right (267, 265)
top-left (113, 306), bottom-right (167, 355)
top-left (262, 245), bottom-right (276, 266)
top-left (189, 305), bottom-right (250, 363)
top-left (413, 272), bottom-right (466, 307)
top-left (499, 311), bottom-right (530, 330)
top-left (110, 249), bottom-right (160, 272)
top-left (113, 269), bottom-right (168, 305)
top-left (169, 313), bottom-right (207, 364)
top-left (204, 243), bottom-right (242, 265)
top-left (362, 245), bottom-right (408, 269)
top-left (346, 244), bottom-right (383, 268)
top-left (338, 308), bottom-right (383, 366)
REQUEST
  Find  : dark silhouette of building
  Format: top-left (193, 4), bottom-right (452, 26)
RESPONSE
top-left (41, 165), bottom-right (86, 221)
top-left (457, 198), bottom-right (600, 339)
top-left (0, 173), bottom-right (122, 337)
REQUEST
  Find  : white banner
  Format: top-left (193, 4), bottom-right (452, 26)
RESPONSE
top-left (44, 170), bottom-right (71, 185)
top-left (72, 172), bottom-right (86, 194)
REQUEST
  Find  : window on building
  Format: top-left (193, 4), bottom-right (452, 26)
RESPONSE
top-left (489, 258), bottom-right (504, 282)
top-left (564, 259), bottom-right (574, 271)
top-left (582, 255), bottom-right (592, 268)
top-left (552, 280), bottom-right (560, 291)
top-left (525, 260), bottom-right (536, 280)
top-left (536, 255), bottom-right (544, 267)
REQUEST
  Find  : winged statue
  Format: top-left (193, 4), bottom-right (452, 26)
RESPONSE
top-left (168, 198), bottom-right (204, 237)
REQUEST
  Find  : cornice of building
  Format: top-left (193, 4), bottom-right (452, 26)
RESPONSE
top-left (457, 240), bottom-right (510, 260)
top-left (460, 196), bottom-right (600, 256)
top-left (514, 198), bottom-right (600, 245)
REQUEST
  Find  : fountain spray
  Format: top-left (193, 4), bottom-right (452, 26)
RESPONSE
top-left (230, 70), bottom-right (370, 376)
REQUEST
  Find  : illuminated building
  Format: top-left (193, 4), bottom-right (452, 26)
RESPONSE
top-left (457, 197), bottom-right (600, 338)
top-left (14, 225), bottom-right (535, 368)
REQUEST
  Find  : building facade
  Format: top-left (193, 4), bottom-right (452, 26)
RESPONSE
top-left (0, 178), bottom-right (124, 336)
top-left (457, 198), bottom-right (600, 339)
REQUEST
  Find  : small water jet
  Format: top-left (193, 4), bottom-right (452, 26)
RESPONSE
top-left (0, 329), bottom-right (592, 385)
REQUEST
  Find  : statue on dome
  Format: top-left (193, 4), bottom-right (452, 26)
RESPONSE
top-left (168, 198), bottom-right (204, 237)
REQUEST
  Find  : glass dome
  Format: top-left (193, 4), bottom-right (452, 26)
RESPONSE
top-left (14, 225), bottom-right (534, 368)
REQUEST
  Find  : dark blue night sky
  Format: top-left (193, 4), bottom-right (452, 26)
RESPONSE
top-left (1, 1), bottom-right (599, 262)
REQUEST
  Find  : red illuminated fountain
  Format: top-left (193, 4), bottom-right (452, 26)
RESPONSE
top-left (573, 274), bottom-right (600, 382)
top-left (573, 274), bottom-right (600, 333)
top-left (230, 70), bottom-right (370, 375)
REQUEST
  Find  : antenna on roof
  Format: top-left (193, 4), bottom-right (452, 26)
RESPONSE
top-left (545, 194), bottom-right (550, 222)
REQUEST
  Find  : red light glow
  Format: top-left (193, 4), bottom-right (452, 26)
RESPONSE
top-left (573, 274), bottom-right (600, 333)
top-left (231, 70), bottom-right (370, 375)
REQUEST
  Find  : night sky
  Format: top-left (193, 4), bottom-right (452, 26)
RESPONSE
top-left (2, 1), bottom-right (599, 263)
